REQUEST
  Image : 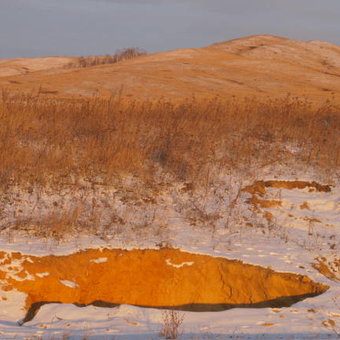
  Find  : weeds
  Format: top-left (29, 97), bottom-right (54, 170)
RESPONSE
top-left (11, 207), bottom-right (83, 240)
top-left (0, 93), bottom-right (338, 237)
top-left (160, 309), bottom-right (185, 339)
top-left (0, 93), bottom-right (338, 189)
top-left (64, 47), bottom-right (147, 68)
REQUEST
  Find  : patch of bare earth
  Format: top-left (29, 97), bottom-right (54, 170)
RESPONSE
top-left (313, 256), bottom-right (340, 282)
top-left (0, 249), bottom-right (328, 324)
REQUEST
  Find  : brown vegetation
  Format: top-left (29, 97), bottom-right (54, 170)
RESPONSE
top-left (0, 93), bottom-right (339, 192)
top-left (160, 309), bottom-right (185, 339)
top-left (64, 48), bottom-right (147, 68)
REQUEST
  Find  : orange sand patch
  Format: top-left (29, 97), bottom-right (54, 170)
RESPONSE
top-left (0, 248), bottom-right (328, 324)
top-left (313, 257), bottom-right (340, 282)
top-left (243, 180), bottom-right (331, 197)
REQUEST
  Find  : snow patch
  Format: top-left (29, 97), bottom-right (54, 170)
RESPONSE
top-left (36, 272), bottom-right (49, 278)
top-left (165, 258), bottom-right (194, 268)
top-left (60, 280), bottom-right (78, 288)
top-left (90, 257), bottom-right (107, 264)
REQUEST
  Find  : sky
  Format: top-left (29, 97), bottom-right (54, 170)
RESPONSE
top-left (0, 0), bottom-right (339, 59)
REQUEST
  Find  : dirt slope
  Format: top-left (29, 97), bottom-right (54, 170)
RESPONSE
top-left (0, 35), bottom-right (339, 103)
top-left (0, 248), bottom-right (328, 323)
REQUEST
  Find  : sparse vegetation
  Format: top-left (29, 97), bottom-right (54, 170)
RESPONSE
top-left (0, 92), bottom-right (338, 238)
top-left (160, 309), bottom-right (185, 339)
top-left (64, 47), bottom-right (147, 68)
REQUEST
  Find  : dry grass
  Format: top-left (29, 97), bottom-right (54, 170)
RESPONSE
top-left (0, 92), bottom-right (339, 190)
top-left (160, 309), bottom-right (185, 339)
top-left (64, 47), bottom-right (147, 68)
top-left (9, 207), bottom-right (84, 240)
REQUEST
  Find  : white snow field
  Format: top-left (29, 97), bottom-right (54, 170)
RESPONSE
top-left (0, 171), bottom-right (339, 339)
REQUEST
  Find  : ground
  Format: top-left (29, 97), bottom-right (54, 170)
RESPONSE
top-left (0, 173), bottom-right (339, 339)
top-left (0, 34), bottom-right (339, 339)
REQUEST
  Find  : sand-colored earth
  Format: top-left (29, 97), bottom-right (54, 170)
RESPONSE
top-left (0, 35), bottom-right (339, 103)
top-left (0, 56), bottom-right (75, 78)
top-left (0, 248), bottom-right (328, 324)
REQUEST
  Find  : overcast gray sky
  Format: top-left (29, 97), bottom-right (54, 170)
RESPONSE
top-left (0, 0), bottom-right (339, 59)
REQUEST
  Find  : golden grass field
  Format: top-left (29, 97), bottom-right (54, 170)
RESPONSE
top-left (0, 93), bottom-right (338, 190)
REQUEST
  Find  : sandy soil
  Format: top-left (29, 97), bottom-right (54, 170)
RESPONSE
top-left (0, 248), bottom-right (327, 324)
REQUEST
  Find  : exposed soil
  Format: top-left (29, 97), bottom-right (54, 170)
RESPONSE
top-left (0, 248), bottom-right (328, 324)
top-left (313, 256), bottom-right (340, 282)
top-left (243, 180), bottom-right (332, 197)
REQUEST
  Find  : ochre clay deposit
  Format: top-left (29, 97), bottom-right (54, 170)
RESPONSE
top-left (243, 180), bottom-right (331, 197)
top-left (243, 180), bottom-right (332, 221)
top-left (313, 257), bottom-right (340, 282)
top-left (244, 180), bottom-right (331, 211)
top-left (0, 248), bottom-right (328, 323)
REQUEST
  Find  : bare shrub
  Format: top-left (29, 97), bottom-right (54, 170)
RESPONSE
top-left (160, 309), bottom-right (185, 339)
top-left (65, 47), bottom-right (147, 68)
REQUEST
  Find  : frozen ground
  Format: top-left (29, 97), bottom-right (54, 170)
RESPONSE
top-left (0, 173), bottom-right (339, 339)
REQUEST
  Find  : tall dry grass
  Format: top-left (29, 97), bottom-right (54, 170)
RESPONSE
top-left (0, 92), bottom-right (339, 190)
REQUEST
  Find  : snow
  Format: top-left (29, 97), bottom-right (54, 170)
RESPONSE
top-left (60, 280), bottom-right (79, 289)
top-left (0, 173), bottom-right (339, 339)
top-left (90, 257), bottom-right (108, 264)
top-left (36, 272), bottom-right (50, 278)
top-left (0, 257), bottom-right (34, 282)
top-left (165, 258), bottom-right (194, 268)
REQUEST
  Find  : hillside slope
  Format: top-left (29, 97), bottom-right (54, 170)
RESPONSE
top-left (0, 35), bottom-right (339, 103)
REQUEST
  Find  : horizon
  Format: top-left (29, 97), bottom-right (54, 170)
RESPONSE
top-left (1, 34), bottom-right (336, 60)
top-left (1, 0), bottom-right (340, 59)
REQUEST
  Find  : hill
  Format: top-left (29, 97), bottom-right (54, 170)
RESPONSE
top-left (0, 35), bottom-right (339, 103)
top-left (0, 35), bottom-right (339, 339)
